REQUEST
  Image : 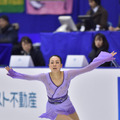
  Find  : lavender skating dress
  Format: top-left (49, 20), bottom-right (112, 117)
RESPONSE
top-left (7, 52), bottom-right (114, 120)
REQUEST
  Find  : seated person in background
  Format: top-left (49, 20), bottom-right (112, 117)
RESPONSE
top-left (76, 0), bottom-right (108, 31)
top-left (12, 36), bottom-right (45, 67)
top-left (109, 23), bottom-right (120, 31)
top-left (0, 15), bottom-right (18, 45)
top-left (89, 33), bottom-right (111, 67)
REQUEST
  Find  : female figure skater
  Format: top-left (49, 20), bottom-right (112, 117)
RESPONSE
top-left (5, 51), bottom-right (116, 120)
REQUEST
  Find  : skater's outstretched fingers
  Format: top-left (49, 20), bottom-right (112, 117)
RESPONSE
top-left (5, 66), bottom-right (12, 72)
top-left (111, 51), bottom-right (117, 57)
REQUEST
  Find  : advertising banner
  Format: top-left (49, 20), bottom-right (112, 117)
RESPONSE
top-left (26, 0), bottom-right (73, 15)
top-left (0, 0), bottom-right (24, 13)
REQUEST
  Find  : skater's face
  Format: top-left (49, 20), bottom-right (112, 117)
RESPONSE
top-left (49, 56), bottom-right (62, 72)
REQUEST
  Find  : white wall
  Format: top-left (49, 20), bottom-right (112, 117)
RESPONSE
top-left (0, 68), bottom-right (119, 120)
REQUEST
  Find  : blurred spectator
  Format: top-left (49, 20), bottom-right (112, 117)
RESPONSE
top-left (0, 15), bottom-right (18, 45)
top-left (12, 36), bottom-right (45, 66)
top-left (76, 0), bottom-right (108, 31)
top-left (88, 33), bottom-right (111, 67)
top-left (109, 23), bottom-right (120, 31)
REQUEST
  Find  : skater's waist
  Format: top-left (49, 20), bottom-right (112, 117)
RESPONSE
top-left (48, 94), bottom-right (68, 104)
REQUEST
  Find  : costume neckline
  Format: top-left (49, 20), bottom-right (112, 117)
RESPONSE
top-left (49, 71), bottom-right (64, 87)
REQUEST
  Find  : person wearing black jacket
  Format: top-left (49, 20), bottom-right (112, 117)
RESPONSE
top-left (76, 0), bottom-right (108, 31)
top-left (89, 33), bottom-right (111, 67)
top-left (0, 15), bottom-right (18, 45)
top-left (12, 36), bottom-right (45, 67)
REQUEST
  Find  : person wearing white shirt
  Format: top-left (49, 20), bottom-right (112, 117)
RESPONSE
top-left (87, 0), bottom-right (108, 30)
top-left (76, 0), bottom-right (108, 31)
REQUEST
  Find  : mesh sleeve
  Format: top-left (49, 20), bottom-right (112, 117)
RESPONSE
top-left (66, 51), bottom-right (114, 80)
top-left (7, 69), bottom-right (46, 82)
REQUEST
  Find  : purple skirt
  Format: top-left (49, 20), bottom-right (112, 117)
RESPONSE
top-left (39, 96), bottom-right (76, 120)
